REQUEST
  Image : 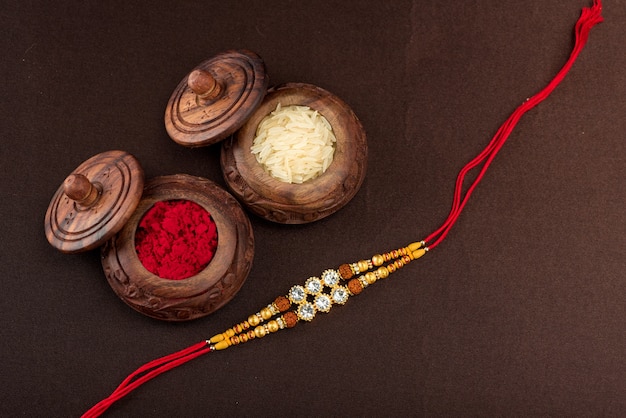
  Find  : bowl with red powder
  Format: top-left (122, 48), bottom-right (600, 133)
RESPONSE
top-left (101, 174), bottom-right (254, 321)
top-left (45, 150), bottom-right (254, 322)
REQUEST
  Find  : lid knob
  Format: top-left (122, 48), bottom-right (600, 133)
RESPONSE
top-left (45, 150), bottom-right (144, 253)
top-left (63, 173), bottom-right (101, 207)
top-left (188, 69), bottom-right (222, 104)
top-left (164, 50), bottom-right (268, 147)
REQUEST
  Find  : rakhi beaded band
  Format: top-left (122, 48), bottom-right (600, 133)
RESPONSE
top-left (208, 242), bottom-right (427, 350)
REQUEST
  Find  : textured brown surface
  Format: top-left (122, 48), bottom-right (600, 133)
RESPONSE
top-left (164, 50), bottom-right (268, 147)
top-left (101, 174), bottom-right (255, 321)
top-left (44, 150), bottom-right (144, 253)
top-left (2, 1), bottom-right (625, 416)
top-left (222, 82), bottom-right (368, 223)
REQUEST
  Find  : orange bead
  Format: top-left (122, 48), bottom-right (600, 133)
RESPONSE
top-left (274, 296), bottom-right (291, 312)
top-left (283, 312), bottom-right (298, 328)
top-left (347, 278), bottom-right (363, 295)
top-left (338, 264), bottom-right (354, 280)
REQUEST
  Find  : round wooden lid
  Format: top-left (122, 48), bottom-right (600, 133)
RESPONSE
top-left (164, 50), bottom-right (268, 147)
top-left (45, 150), bottom-right (145, 253)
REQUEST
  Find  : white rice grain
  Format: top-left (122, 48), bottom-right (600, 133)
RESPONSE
top-left (251, 103), bottom-right (337, 184)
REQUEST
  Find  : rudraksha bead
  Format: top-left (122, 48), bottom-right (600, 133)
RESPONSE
top-left (338, 264), bottom-right (353, 280)
top-left (274, 296), bottom-right (291, 312)
top-left (283, 311), bottom-right (298, 328)
top-left (347, 278), bottom-right (363, 295)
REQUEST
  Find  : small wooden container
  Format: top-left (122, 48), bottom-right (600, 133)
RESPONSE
top-left (45, 150), bottom-right (254, 321)
top-left (165, 50), bottom-right (367, 224)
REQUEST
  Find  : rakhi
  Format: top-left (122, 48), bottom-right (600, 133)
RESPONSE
top-left (82, 2), bottom-right (603, 416)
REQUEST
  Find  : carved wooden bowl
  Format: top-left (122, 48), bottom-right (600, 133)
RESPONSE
top-left (46, 151), bottom-right (254, 321)
top-left (101, 175), bottom-right (254, 321)
top-left (221, 83), bottom-right (367, 224)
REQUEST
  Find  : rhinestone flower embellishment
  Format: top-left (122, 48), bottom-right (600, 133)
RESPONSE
top-left (304, 277), bottom-right (323, 295)
top-left (297, 303), bottom-right (316, 321)
top-left (321, 269), bottom-right (340, 287)
top-left (288, 285), bottom-right (306, 304)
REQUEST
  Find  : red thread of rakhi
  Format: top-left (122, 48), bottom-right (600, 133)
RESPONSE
top-left (82, 2), bottom-right (603, 416)
top-left (135, 200), bottom-right (218, 280)
top-left (424, 0), bottom-right (603, 250)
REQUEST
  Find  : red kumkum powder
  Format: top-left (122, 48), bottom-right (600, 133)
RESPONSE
top-left (135, 200), bottom-right (218, 280)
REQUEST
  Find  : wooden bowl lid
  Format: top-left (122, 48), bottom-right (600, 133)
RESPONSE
top-left (45, 150), bottom-right (144, 253)
top-left (165, 50), bottom-right (268, 147)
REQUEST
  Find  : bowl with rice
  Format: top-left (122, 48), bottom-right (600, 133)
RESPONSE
top-left (221, 82), bottom-right (367, 224)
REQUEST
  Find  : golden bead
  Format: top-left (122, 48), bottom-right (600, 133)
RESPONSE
top-left (377, 266), bottom-right (389, 279)
top-left (260, 307), bottom-right (272, 320)
top-left (387, 263), bottom-right (396, 273)
top-left (357, 260), bottom-right (369, 273)
top-left (267, 320), bottom-right (279, 333)
top-left (364, 271), bottom-right (377, 285)
top-left (248, 314), bottom-right (261, 327)
top-left (371, 255), bottom-right (384, 267)
top-left (225, 328), bottom-right (235, 338)
top-left (240, 334), bottom-right (249, 343)
top-left (254, 326), bottom-right (267, 338)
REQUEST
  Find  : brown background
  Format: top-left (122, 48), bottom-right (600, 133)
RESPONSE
top-left (2, 1), bottom-right (625, 416)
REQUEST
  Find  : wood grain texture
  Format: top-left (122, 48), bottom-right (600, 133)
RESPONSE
top-left (101, 174), bottom-right (254, 321)
top-left (164, 50), bottom-right (268, 147)
top-left (221, 83), bottom-right (367, 223)
top-left (44, 150), bottom-right (144, 254)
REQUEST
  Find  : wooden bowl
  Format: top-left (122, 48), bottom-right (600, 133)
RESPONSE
top-left (101, 174), bottom-right (254, 321)
top-left (221, 83), bottom-right (367, 224)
